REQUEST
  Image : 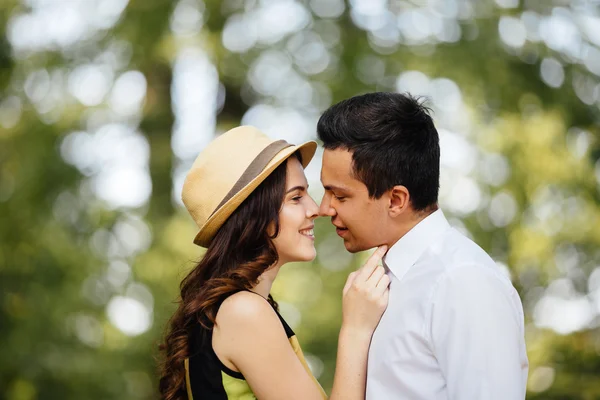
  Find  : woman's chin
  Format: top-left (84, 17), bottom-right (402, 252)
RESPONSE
top-left (290, 248), bottom-right (317, 263)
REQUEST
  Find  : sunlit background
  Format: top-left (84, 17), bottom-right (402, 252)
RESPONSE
top-left (1, 0), bottom-right (600, 398)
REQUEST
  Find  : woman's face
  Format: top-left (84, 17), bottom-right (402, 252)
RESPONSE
top-left (272, 157), bottom-right (319, 265)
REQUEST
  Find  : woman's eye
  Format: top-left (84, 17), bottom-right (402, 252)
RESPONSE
top-left (292, 196), bottom-right (303, 201)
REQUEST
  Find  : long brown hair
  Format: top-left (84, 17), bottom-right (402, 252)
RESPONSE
top-left (158, 154), bottom-right (300, 400)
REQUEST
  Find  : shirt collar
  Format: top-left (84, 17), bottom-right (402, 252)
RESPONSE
top-left (383, 209), bottom-right (451, 281)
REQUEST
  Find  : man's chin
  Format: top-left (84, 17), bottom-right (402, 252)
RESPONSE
top-left (343, 239), bottom-right (367, 254)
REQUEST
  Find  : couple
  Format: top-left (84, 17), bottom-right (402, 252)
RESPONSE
top-left (159, 92), bottom-right (529, 400)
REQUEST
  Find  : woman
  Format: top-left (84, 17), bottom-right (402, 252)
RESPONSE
top-left (159, 126), bottom-right (389, 400)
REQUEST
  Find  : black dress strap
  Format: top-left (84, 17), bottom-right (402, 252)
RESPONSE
top-left (243, 290), bottom-right (295, 338)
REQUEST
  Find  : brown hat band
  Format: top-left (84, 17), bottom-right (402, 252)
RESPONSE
top-left (209, 140), bottom-right (292, 218)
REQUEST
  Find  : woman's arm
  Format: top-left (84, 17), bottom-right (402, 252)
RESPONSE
top-left (213, 246), bottom-right (389, 400)
top-left (214, 291), bottom-right (325, 400)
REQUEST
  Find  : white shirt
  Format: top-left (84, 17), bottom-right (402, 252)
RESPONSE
top-left (366, 210), bottom-right (528, 400)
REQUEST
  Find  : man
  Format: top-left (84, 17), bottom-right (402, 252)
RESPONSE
top-left (317, 92), bottom-right (529, 399)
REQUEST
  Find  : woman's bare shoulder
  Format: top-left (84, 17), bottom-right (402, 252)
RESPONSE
top-left (216, 291), bottom-right (280, 331)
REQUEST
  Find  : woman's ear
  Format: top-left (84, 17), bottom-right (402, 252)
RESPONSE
top-left (389, 185), bottom-right (410, 217)
top-left (266, 221), bottom-right (277, 238)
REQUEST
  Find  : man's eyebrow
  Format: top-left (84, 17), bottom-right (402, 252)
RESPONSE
top-left (323, 184), bottom-right (350, 192)
top-left (285, 185), bottom-right (307, 194)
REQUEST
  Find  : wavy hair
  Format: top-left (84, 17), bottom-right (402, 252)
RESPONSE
top-left (158, 153), bottom-right (300, 400)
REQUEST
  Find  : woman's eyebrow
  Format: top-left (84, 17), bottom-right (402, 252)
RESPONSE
top-left (285, 185), bottom-right (306, 194)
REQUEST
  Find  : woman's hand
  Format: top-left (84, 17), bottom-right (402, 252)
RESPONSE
top-left (341, 245), bottom-right (390, 336)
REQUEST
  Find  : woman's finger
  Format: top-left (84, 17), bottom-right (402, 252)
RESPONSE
top-left (355, 245), bottom-right (388, 282)
top-left (374, 274), bottom-right (390, 296)
top-left (366, 265), bottom-right (386, 288)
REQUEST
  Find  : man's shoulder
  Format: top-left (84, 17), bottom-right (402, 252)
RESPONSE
top-left (425, 228), bottom-right (513, 286)
top-left (432, 227), bottom-right (496, 267)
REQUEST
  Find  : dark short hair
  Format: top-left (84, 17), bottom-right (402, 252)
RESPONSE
top-left (317, 92), bottom-right (439, 211)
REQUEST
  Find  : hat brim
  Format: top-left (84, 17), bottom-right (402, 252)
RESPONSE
top-left (193, 140), bottom-right (318, 247)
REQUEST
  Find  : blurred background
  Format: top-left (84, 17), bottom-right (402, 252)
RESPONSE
top-left (1, 0), bottom-right (600, 398)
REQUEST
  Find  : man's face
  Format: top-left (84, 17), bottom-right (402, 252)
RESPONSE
top-left (319, 148), bottom-right (389, 253)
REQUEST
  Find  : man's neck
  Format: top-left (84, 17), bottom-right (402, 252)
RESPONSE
top-left (386, 206), bottom-right (438, 249)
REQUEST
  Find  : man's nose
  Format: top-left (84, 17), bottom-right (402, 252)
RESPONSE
top-left (319, 195), bottom-right (336, 217)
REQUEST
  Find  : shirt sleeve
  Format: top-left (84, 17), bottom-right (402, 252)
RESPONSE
top-left (428, 264), bottom-right (528, 400)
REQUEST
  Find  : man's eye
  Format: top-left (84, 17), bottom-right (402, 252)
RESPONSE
top-left (334, 195), bottom-right (345, 201)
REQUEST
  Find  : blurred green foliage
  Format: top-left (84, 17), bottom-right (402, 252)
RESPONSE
top-left (1, 0), bottom-right (600, 399)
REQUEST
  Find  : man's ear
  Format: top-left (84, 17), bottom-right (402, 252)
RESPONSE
top-left (389, 185), bottom-right (410, 217)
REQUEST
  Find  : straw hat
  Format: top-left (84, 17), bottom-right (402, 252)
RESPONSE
top-left (182, 126), bottom-right (317, 247)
